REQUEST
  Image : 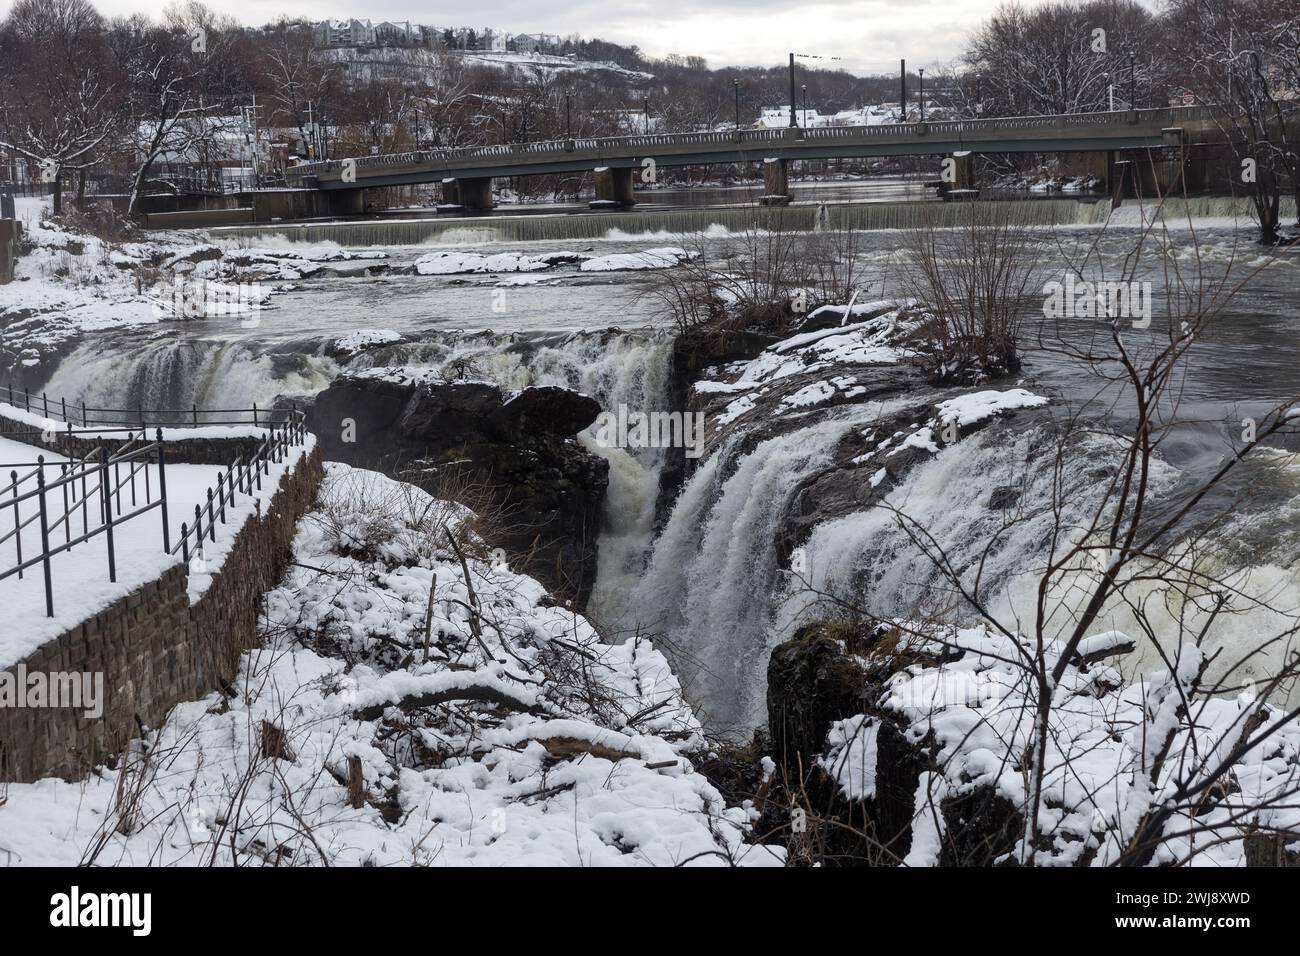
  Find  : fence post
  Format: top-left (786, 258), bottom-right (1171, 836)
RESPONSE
top-left (10, 470), bottom-right (22, 579)
top-left (60, 463), bottom-right (69, 547)
top-left (157, 429), bottom-right (170, 553)
top-left (81, 399), bottom-right (87, 427)
top-left (35, 463), bottom-right (54, 621)
top-left (206, 489), bottom-right (216, 542)
top-left (217, 473), bottom-right (227, 522)
top-left (252, 402), bottom-right (259, 427)
top-left (36, 459), bottom-right (54, 617)
top-left (193, 404), bottom-right (199, 426)
top-left (98, 442), bottom-right (117, 583)
top-left (180, 521), bottom-right (189, 564)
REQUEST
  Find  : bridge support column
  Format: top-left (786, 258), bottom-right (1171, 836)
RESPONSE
top-left (323, 189), bottom-right (365, 218)
top-left (760, 158), bottom-right (791, 205)
top-left (442, 176), bottom-right (494, 212)
top-left (590, 167), bottom-right (636, 209)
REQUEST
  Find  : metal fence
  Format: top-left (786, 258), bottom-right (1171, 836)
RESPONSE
top-left (0, 411), bottom-right (308, 617)
top-left (3, 383), bottom-right (297, 430)
top-left (1, 433), bottom-right (171, 617)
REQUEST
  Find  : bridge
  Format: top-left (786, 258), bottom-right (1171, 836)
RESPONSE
top-left (285, 107), bottom-right (1215, 212)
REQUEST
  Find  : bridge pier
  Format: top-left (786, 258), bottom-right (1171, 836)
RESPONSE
top-left (442, 176), bottom-right (495, 212)
top-left (590, 167), bottom-right (636, 209)
top-left (760, 158), bottom-right (792, 205)
top-left (323, 189), bottom-right (365, 218)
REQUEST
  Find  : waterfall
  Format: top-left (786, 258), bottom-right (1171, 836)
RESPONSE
top-left (621, 413), bottom-right (865, 737)
top-left (207, 199), bottom-right (1105, 247)
top-left (40, 339), bottom-right (339, 417)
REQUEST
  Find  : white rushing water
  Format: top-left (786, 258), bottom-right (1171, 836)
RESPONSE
top-left (621, 413), bottom-right (872, 736)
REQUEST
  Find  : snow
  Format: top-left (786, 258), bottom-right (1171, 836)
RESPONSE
top-left (822, 622), bottom-right (1300, 866)
top-left (580, 248), bottom-right (693, 272)
top-left (935, 388), bottom-right (1049, 429)
top-left (0, 464), bottom-right (783, 867)
top-left (331, 329), bottom-right (404, 356)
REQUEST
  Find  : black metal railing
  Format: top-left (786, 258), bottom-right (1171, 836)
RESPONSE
top-left (2, 383), bottom-right (297, 430)
top-left (1, 410), bottom-right (309, 617)
top-left (171, 414), bottom-right (308, 567)
top-left (0, 433), bottom-right (171, 617)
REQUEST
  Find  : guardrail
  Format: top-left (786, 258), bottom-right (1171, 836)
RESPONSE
top-left (0, 411), bottom-right (309, 617)
top-left (171, 413), bottom-right (307, 567)
top-left (1, 433), bottom-right (171, 617)
top-left (286, 107), bottom-right (1209, 185)
top-left (2, 383), bottom-right (296, 430)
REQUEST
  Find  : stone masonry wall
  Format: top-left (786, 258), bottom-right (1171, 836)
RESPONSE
top-left (0, 447), bottom-right (323, 783)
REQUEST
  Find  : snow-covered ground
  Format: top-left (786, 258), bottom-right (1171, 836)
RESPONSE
top-left (0, 464), bottom-right (782, 867)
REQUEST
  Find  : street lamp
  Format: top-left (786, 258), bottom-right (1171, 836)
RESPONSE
top-left (564, 92), bottom-right (572, 138)
top-left (643, 96), bottom-right (650, 134)
top-left (801, 84), bottom-right (808, 129)
top-left (975, 73), bottom-right (983, 115)
top-left (1104, 72), bottom-right (1114, 111)
top-left (918, 68), bottom-right (925, 123)
top-left (733, 79), bottom-right (741, 134)
top-left (1128, 52), bottom-right (1136, 111)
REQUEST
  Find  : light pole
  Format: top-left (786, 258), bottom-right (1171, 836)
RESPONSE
top-left (801, 84), bottom-right (808, 128)
top-left (975, 73), bottom-right (983, 115)
top-left (918, 68), bottom-right (925, 122)
top-left (643, 96), bottom-right (650, 134)
top-left (1104, 73), bottom-right (1114, 111)
top-left (1128, 52), bottom-right (1136, 111)
top-left (733, 79), bottom-right (740, 133)
top-left (788, 53), bottom-right (798, 128)
top-left (565, 92), bottom-right (572, 138)
top-left (900, 59), bottom-right (907, 121)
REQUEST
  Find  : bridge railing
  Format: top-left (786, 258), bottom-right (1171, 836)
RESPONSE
top-left (286, 107), bottom-right (1209, 185)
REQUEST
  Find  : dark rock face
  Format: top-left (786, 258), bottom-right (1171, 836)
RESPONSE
top-left (308, 374), bottom-right (608, 607)
top-left (497, 386), bottom-right (601, 437)
top-left (755, 623), bottom-right (1026, 866)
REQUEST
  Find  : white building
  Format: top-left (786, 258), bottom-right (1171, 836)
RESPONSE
top-left (315, 19), bottom-right (376, 47)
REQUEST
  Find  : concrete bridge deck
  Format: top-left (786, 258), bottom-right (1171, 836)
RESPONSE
top-left (287, 107), bottom-right (1210, 193)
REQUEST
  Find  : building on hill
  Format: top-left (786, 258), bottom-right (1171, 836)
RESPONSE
top-left (315, 19), bottom-right (376, 47)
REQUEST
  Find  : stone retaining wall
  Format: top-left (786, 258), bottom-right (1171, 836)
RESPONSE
top-left (0, 447), bottom-right (323, 782)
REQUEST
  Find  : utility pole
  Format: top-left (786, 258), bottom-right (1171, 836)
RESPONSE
top-left (975, 73), bottom-right (983, 115)
top-left (788, 53), bottom-right (798, 128)
top-left (801, 84), bottom-right (808, 128)
top-left (918, 68), bottom-right (925, 122)
top-left (1129, 52), bottom-right (1136, 111)
top-left (734, 79), bottom-right (740, 132)
top-left (900, 60), bottom-right (907, 122)
top-left (644, 96), bottom-right (650, 134)
top-left (565, 91), bottom-right (572, 138)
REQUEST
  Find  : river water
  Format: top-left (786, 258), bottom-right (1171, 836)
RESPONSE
top-left (28, 195), bottom-right (1300, 735)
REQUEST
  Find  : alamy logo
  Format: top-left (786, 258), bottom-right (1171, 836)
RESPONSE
top-left (1042, 274), bottom-right (1152, 328)
top-left (151, 276), bottom-right (262, 324)
top-left (49, 886), bottom-right (151, 936)
top-left (590, 405), bottom-right (706, 459)
top-left (0, 665), bottom-right (102, 718)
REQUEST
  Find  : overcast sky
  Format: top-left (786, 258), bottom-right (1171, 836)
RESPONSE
top-left (0, 0), bottom-right (1044, 74)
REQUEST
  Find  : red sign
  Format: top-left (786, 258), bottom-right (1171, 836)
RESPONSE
top-left (1182, 91), bottom-right (1195, 105)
